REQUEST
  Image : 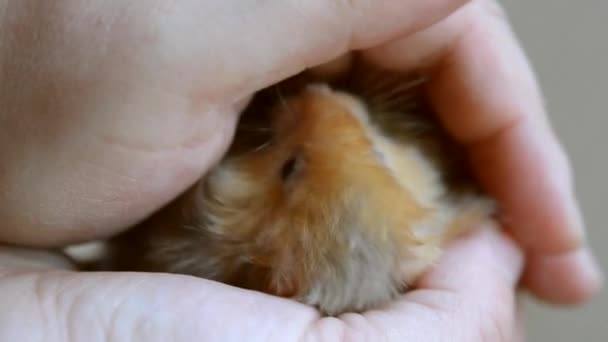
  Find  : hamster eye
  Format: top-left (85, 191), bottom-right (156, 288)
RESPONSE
top-left (280, 154), bottom-right (303, 183)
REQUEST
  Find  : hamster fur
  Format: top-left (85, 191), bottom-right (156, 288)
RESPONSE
top-left (90, 59), bottom-right (494, 316)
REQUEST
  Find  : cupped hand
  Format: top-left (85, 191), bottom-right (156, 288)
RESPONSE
top-left (0, 0), bottom-right (602, 339)
top-left (0, 229), bottom-right (523, 341)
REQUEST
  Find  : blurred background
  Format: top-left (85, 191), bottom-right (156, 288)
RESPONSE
top-left (501, 1), bottom-right (607, 341)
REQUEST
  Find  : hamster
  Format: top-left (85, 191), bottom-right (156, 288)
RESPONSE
top-left (92, 57), bottom-right (494, 316)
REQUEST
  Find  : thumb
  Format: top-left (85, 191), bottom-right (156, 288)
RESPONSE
top-left (0, 270), bottom-right (320, 342)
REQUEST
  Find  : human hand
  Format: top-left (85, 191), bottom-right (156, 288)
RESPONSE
top-left (0, 228), bottom-right (523, 341)
top-left (0, 0), bottom-right (601, 339)
top-left (0, 0), bottom-right (469, 247)
top-left (360, 0), bottom-right (603, 304)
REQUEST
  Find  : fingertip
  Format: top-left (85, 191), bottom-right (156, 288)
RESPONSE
top-left (522, 248), bottom-right (604, 305)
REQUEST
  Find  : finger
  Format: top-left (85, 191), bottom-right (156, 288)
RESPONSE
top-left (0, 270), bottom-right (322, 342)
top-left (310, 228), bottom-right (524, 341)
top-left (522, 248), bottom-right (603, 304)
top-left (360, 0), bottom-right (602, 303)
top-left (0, 0), bottom-right (470, 247)
top-left (363, 0), bottom-right (582, 258)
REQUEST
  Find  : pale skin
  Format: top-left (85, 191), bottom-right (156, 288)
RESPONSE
top-left (0, 0), bottom-right (602, 340)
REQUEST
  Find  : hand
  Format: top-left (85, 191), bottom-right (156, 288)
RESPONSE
top-left (0, 229), bottom-right (523, 341)
top-left (0, 0), bottom-right (601, 340)
top-left (360, 0), bottom-right (603, 303)
top-left (0, 0), bottom-right (468, 246)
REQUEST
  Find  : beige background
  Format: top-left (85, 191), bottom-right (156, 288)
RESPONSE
top-left (501, 1), bottom-right (607, 341)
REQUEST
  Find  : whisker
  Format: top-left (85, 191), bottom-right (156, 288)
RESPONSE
top-left (182, 224), bottom-right (202, 233)
top-left (253, 141), bottom-right (272, 152)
